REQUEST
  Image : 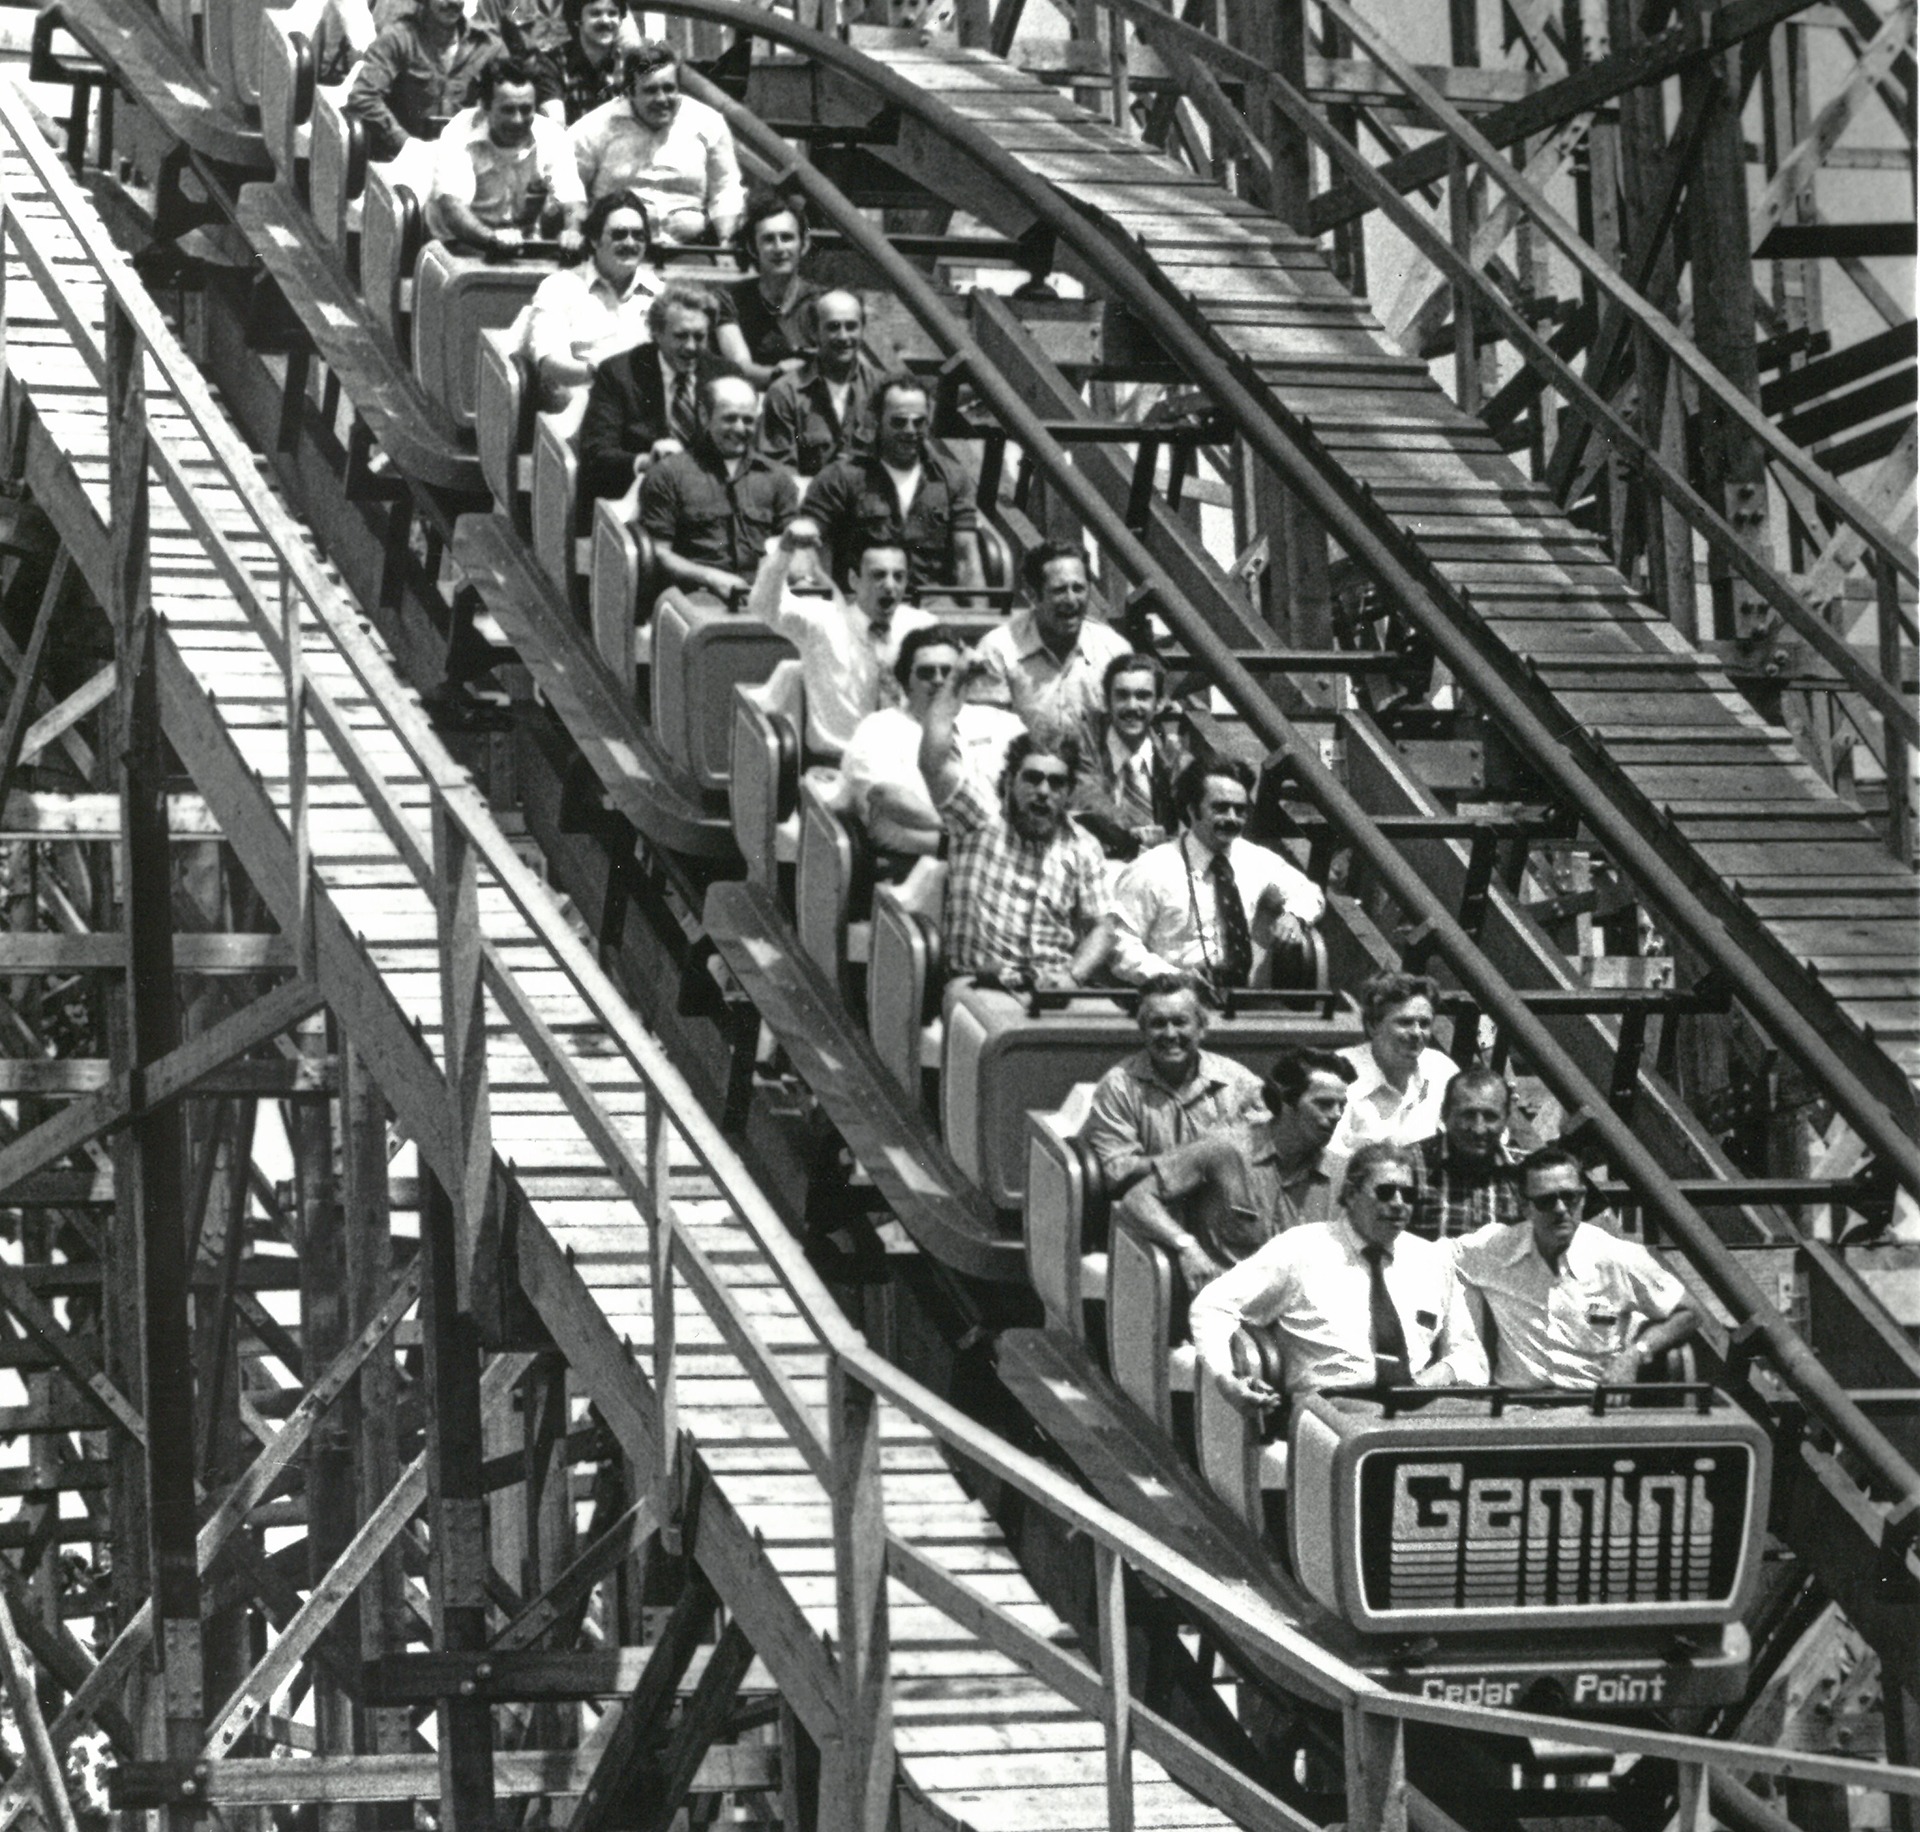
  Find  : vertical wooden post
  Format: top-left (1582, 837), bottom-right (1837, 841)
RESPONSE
top-left (1094, 1543), bottom-right (1135, 1832)
top-left (826, 1360), bottom-right (893, 1832)
top-left (1879, 561), bottom-right (1913, 864)
top-left (646, 1099), bottom-right (683, 1551)
top-left (432, 799), bottom-right (492, 1309)
top-left (421, 1172), bottom-right (496, 1830)
top-left (107, 294), bottom-right (205, 1822)
top-left (1672, 1761), bottom-right (1711, 1832)
top-left (1446, 143), bottom-right (1481, 416)
top-left (0, 1583), bottom-right (77, 1832)
top-left (1343, 1702), bottom-right (1407, 1832)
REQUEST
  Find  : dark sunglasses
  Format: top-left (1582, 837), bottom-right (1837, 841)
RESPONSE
top-left (1019, 770), bottom-right (1070, 791)
top-left (1370, 1182), bottom-right (1417, 1203)
top-left (603, 228), bottom-right (648, 245)
top-left (1529, 1189), bottom-right (1582, 1211)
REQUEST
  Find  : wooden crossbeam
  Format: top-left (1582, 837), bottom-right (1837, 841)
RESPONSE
top-left (0, 554), bottom-right (70, 818)
top-left (635, 1618), bottom-right (757, 1832)
top-left (0, 1583), bottom-right (78, 1832)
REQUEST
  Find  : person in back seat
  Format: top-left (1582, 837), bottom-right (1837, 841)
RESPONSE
top-left (972, 542), bottom-right (1132, 748)
top-left (1410, 1067), bottom-right (1523, 1240)
top-left (1193, 1139), bottom-right (1487, 1408)
top-left (570, 42), bottom-right (744, 244)
top-left (757, 292), bottom-right (882, 479)
top-left (538, 0), bottom-right (625, 121)
top-left (918, 656), bottom-right (1112, 989)
top-left (1452, 1146), bottom-right (1698, 1389)
top-left (840, 624), bottom-right (1023, 875)
top-left (803, 375), bottom-right (985, 600)
top-left (743, 525), bottom-right (931, 760)
top-left (525, 191), bottom-right (662, 409)
top-left (425, 55), bottom-right (585, 253)
top-left (715, 192), bottom-right (823, 390)
top-left (348, 0), bottom-right (503, 163)
top-left (1071, 651), bottom-right (1179, 861)
top-left (1109, 756), bottom-right (1324, 995)
top-left (1323, 971), bottom-right (1460, 1173)
top-left (578, 282), bottom-right (736, 507)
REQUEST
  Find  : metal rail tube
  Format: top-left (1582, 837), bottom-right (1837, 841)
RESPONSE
top-left (669, 29), bottom-right (1920, 1529)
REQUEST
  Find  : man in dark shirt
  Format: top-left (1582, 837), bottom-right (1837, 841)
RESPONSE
top-left (716, 192), bottom-right (822, 389)
top-left (802, 373), bottom-right (984, 598)
top-left (757, 290), bottom-right (880, 479)
top-left (1410, 1066), bottom-right (1524, 1240)
top-left (539, 0), bottom-right (624, 120)
top-left (348, 0), bottom-right (502, 161)
top-left (638, 376), bottom-right (800, 602)
top-left (577, 282), bottom-right (737, 507)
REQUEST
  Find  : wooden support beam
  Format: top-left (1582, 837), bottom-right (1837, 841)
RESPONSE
top-left (635, 1617), bottom-right (756, 1832)
top-left (0, 555), bottom-right (70, 817)
top-left (431, 804), bottom-right (493, 1311)
top-left (0, 1581), bottom-right (79, 1832)
top-left (490, 1499), bottom-right (654, 1653)
top-left (825, 1361), bottom-right (893, 1832)
top-left (1095, 1543), bottom-right (1135, 1832)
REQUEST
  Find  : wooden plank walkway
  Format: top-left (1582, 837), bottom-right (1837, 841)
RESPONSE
top-left (880, 40), bottom-right (1920, 1094)
top-left (0, 140), bottom-right (1238, 1832)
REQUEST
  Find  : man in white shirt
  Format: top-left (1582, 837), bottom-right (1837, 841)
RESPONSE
top-left (840, 625), bottom-right (1023, 864)
top-left (1192, 1139), bottom-right (1488, 1408)
top-left (1452, 1146), bottom-right (1699, 1388)
top-left (745, 520), bottom-right (933, 759)
top-left (973, 541), bottom-right (1132, 745)
top-left (1110, 755), bottom-right (1325, 994)
top-left (570, 41), bottom-right (744, 241)
top-left (426, 55), bottom-right (586, 251)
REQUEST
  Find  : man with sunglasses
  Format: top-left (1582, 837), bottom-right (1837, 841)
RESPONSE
top-left (919, 661), bottom-right (1113, 989)
top-left (1192, 1139), bottom-right (1486, 1411)
top-left (1452, 1146), bottom-right (1697, 1388)
top-left (1110, 755), bottom-right (1325, 995)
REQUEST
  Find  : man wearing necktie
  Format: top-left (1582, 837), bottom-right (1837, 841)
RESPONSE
top-left (1072, 652), bottom-right (1180, 860)
top-left (1111, 755), bottom-right (1326, 995)
top-left (1189, 1139), bottom-right (1488, 1411)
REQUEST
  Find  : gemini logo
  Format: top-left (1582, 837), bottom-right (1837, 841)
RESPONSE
top-left (1356, 1444), bottom-right (1751, 1614)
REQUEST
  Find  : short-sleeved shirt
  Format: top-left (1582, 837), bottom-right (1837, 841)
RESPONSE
top-left (1451, 1219), bottom-right (1689, 1388)
top-left (569, 92), bottom-right (745, 232)
top-left (525, 259), bottom-right (663, 376)
top-left (972, 607), bottom-right (1133, 746)
top-left (1410, 1134), bottom-right (1523, 1241)
top-left (426, 106), bottom-right (586, 240)
top-left (637, 445), bottom-right (798, 576)
top-left (757, 356), bottom-right (881, 477)
top-left (1325, 1041), bottom-right (1462, 1174)
top-left (1190, 1216), bottom-right (1488, 1395)
top-left (1083, 1049), bottom-right (1263, 1196)
top-left (803, 447), bottom-right (980, 596)
top-left (718, 275), bottom-right (822, 371)
top-left (937, 773), bottom-right (1109, 980)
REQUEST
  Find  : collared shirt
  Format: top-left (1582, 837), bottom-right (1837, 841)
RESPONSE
top-left (1083, 1048), bottom-right (1265, 1195)
top-left (757, 356), bottom-right (881, 477)
top-left (753, 560), bottom-right (934, 755)
top-left (841, 704), bottom-right (1025, 851)
top-left (803, 447), bottom-right (980, 596)
top-left (937, 773), bottom-right (1109, 980)
top-left (1109, 830), bottom-right (1326, 986)
top-left (569, 93), bottom-right (746, 232)
top-left (719, 275), bottom-right (823, 371)
top-left (1325, 1041), bottom-right (1461, 1174)
top-left (426, 105), bottom-right (585, 241)
top-left (1191, 1215), bottom-right (1488, 1395)
top-left (637, 445), bottom-right (798, 576)
top-left (1411, 1134), bottom-right (1522, 1241)
top-left (525, 258), bottom-right (663, 375)
top-left (972, 607), bottom-right (1133, 745)
top-left (1451, 1219), bottom-right (1688, 1387)
top-left (540, 38), bottom-right (625, 122)
top-left (348, 14), bottom-right (503, 161)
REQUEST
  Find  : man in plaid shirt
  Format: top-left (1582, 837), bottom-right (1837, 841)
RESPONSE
top-left (1410, 1066), bottom-right (1523, 1240)
top-left (918, 657), bottom-right (1113, 987)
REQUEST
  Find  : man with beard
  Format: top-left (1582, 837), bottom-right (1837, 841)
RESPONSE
top-left (1090, 1004), bottom-right (1354, 1295)
top-left (918, 655), bottom-right (1112, 989)
top-left (757, 291), bottom-right (882, 479)
top-left (1071, 650), bottom-right (1179, 860)
top-left (1410, 1067), bottom-right (1524, 1241)
top-left (637, 375), bottom-right (798, 603)
top-left (425, 55), bottom-right (585, 252)
top-left (972, 541), bottom-right (1132, 745)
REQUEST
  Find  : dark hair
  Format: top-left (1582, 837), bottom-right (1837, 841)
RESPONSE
top-left (477, 53), bottom-right (539, 100)
top-left (583, 189), bottom-right (652, 250)
top-left (873, 372), bottom-right (929, 418)
top-left (647, 281), bottom-right (720, 335)
top-left (621, 41), bottom-right (680, 85)
top-left (1519, 1144), bottom-right (1584, 1194)
top-left (1103, 650), bottom-right (1164, 703)
top-left (735, 188), bottom-right (808, 265)
top-left (697, 372), bottom-right (758, 417)
top-left (1264, 1046), bottom-right (1356, 1112)
top-left (1358, 969), bottom-right (1439, 1032)
top-left (1021, 539), bottom-right (1089, 600)
top-left (893, 622), bottom-right (967, 689)
top-left (1174, 752), bottom-right (1255, 822)
top-left (847, 538), bottom-right (909, 593)
top-left (1339, 1138), bottom-right (1421, 1208)
top-left (562, 0), bottom-right (621, 32)
top-left (1135, 971), bottom-right (1208, 1021)
top-left (998, 727), bottom-right (1085, 801)
top-left (1442, 1065), bottom-right (1510, 1117)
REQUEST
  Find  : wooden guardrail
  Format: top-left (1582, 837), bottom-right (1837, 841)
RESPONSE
top-left (3, 56), bottom-right (1914, 1832)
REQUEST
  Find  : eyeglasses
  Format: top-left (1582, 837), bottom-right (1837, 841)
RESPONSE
top-left (1369, 1182), bottom-right (1417, 1203)
top-left (910, 664), bottom-right (954, 682)
top-left (1528, 1189), bottom-right (1582, 1211)
top-left (1019, 771), bottom-right (1071, 791)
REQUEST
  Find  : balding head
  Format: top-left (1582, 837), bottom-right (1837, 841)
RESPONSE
top-left (702, 375), bottom-right (761, 458)
top-left (812, 289), bottom-right (866, 378)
